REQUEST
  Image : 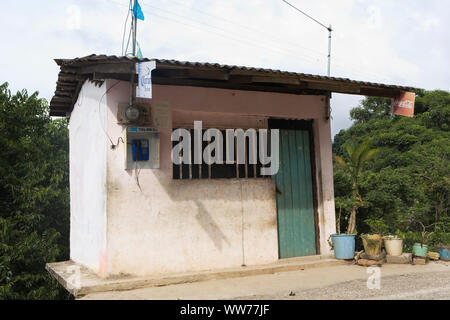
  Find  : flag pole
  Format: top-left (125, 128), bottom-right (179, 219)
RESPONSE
top-left (132, 0), bottom-right (137, 57)
top-left (129, 0), bottom-right (138, 107)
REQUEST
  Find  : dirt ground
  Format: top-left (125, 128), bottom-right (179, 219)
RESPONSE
top-left (81, 260), bottom-right (449, 300)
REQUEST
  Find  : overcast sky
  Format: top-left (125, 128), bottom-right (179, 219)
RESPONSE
top-left (0, 0), bottom-right (448, 137)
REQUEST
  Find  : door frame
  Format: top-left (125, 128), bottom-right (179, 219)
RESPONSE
top-left (268, 119), bottom-right (321, 256)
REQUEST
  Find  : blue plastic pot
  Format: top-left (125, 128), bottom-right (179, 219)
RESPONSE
top-left (437, 245), bottom-right (450, 261)
top-left (412, 243), bottom-right (428, 257)
top-left (332, 234), bottom-right (356, 260)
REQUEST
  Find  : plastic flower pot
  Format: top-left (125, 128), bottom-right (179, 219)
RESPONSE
top-left (361, 234), bottom-right (382, 258)
top-left (383, 236), bottom-right (403, 256)
top-left (437, 245), bottom-right (450, 261)
top-left (412, 243), bottom-right (428, 257)
top-left (331, 234), bottom-right (356, 260)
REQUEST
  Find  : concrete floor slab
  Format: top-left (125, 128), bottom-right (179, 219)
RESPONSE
top-left (46, 254), bottom-right (349, 297)
top-left (80, 261), bottom-right (450, 300)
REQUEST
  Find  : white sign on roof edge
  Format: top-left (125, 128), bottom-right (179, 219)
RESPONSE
top-left (136, 61), bottom-right (156, 99)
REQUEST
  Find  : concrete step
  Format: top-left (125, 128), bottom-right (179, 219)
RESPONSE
top-left (46, 255), bottom-right (351, 297)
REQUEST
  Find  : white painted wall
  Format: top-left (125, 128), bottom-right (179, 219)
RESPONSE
top-left (313, 116), bottom-right (337, 255)
top-left (69, 80), bottom-right (108, 275)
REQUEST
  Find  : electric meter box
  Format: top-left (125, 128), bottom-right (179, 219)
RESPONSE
top-left (125, 126), bottom-right (160, 169)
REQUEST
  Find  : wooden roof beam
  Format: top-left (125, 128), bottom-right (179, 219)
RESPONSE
top-left (78, 63), bottom-right (135, 75)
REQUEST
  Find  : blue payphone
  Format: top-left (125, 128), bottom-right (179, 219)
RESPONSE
top-left (125, 127), bottom-right (160, 169)
top-left (131, 139), bottom-right (149, 161)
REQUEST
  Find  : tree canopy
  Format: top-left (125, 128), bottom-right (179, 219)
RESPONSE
top-left (0, 80), bottom-right (448, 299)
top-left (333, 90), bottom-right (450, 249)
top-left (0, 83), bottom-right (70, 299)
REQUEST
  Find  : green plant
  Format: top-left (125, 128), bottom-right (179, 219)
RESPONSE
top-left (431, 216), bottom-right (450, 248)
top-left (333, 139), bottom-right (380, 234)
top-left (396, 230), bottom-right (420, 252)
top-left (333, 92), bottom-right (450, 251)
top-left (364, 218), bottom-right (388, 235)
top-left (334, 196), bottom-right (354, 235)
top-left (0, 83), bottom-right (70, 299)
top-left (416, 221), bottom-right (434, 246)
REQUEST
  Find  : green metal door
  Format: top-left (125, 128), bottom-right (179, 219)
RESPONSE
top-left (275, 129), bottom-right (316, 258)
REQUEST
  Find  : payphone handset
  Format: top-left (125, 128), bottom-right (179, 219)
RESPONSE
top-left (131, 139), bottom-right (149, 161)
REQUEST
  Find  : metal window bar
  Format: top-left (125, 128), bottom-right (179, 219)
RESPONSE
top-left (173, 127), bottom-right (268, 180)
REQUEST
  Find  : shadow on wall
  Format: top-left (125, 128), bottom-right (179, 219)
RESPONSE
top-left (132, 168), bottom-right (274, 253)
top-left (194, 200), bottom-right (230, 251)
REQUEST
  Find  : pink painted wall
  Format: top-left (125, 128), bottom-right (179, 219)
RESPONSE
top-left (151, 85), bottom-right (326, 172)
top-left (99, 80), bottom-right (335, 276)
top-left (153, 85), bottom-right (325, 118)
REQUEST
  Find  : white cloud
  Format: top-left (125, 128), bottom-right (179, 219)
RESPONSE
top-left (0, 0), bottom-right (448, 136)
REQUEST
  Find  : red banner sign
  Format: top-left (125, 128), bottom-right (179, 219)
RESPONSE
top-left (391, 92), bottom-right (415, 117)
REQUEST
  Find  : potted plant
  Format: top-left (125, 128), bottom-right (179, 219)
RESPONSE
top-left (383, 235), bottom-right (403, 256)
top-left (412, 221), bottom-right (433, 257)
top-left (437, 245), bottom-right (450, 261)
top-left (332, 139), bottom-right (380, 260)
top-left (435, 217), bottom-right (450, 261)
top-left (330, 197), bottom-right (356, 259)
top-left (361, 218), bottom-right (388, 258)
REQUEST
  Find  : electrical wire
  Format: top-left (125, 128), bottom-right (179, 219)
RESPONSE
top-left (112, 0), bottom-right (324, 65)
top-left (124, 22), bottom-right (133, 56)
top-left (121, 0), bottom-right (132, 55)
top-left (135, 160), bottom-right (143, 191)
top-left (140, 1), bottom-right (324, 64)
top-left (130, 0), bottom-right (391, 81)
top-left (158, 0), bottom-right (393, 81)
top-left (111, 0), bottom-right (394, 83)
top-left (143, 0), bottom-right (328, 57)
top-left (146, 11), bottom-right (322, 66)
top-left (98, 80), bottom-right (122, 147)
top-left (281, 0), bottom-right (330, 31)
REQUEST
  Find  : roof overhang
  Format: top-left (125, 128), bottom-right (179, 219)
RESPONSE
top-left (50, 54), bottom-right (418, 117)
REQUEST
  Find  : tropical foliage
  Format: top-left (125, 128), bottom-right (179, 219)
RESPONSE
top-left (333, 139), bottom-right (380, 234)
top-left (0, 81), bottom-right (448, 299)
top-left (333, 90), bottom-right (450, 251)
top-left (0, 83), bottom-right (71, 299)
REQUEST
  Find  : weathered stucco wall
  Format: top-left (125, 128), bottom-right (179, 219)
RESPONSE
top-left (98, 81), bottom-right (336, 276)
top-left (313, 117), bottom-right (336, 255)
top-left (69, 80), bottom-right (108, 274)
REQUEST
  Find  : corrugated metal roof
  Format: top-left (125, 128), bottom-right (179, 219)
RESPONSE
top-left (50, 54), bottom-right (417, 116)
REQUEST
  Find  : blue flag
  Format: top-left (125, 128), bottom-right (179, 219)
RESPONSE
top-left (136, 42), bottom-right (143, 59)
top-left (133, 0), bottom-right (145, 20)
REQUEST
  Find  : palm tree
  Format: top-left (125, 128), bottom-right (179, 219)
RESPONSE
top-left (334, 139), bottom-right (380, 234)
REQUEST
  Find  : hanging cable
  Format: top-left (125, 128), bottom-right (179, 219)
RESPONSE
top-left (281, 0), bottom-right (330, 30)
top-left (142, 2), bottom-right (325, 64)
top-left (143, 0), bottom-right (327, 57)
top-left (112, 0), bottom-right (394, 83)
top-left (146, 11), bottom-right (322, 66)
top-left (98, 80), bottom-right (122, 148)
top-left (124, 23), bottom-right (133, 56)
top-left (121, 0), bottom-right (133, 56)
top-left (281, 0), bottom-right (332, 76)
top-left (113, 0), bottom-right (324, 65)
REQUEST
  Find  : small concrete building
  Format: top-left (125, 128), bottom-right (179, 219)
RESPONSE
top-left (48, 54), bottom-right (413, 278)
